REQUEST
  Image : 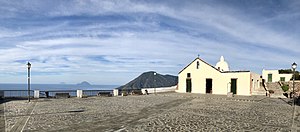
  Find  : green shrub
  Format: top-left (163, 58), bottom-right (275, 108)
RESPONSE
top-left (281, 84), bottom-right (289, 92)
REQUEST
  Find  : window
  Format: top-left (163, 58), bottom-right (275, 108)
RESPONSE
top-left (280, 77), bottom-right (285, 82)
top-left (187, 73), bottom-right (191, 78)
top-left (196, 61), bottom-right (200, 69)
top-left (268, 74), bottom-right (272, 82)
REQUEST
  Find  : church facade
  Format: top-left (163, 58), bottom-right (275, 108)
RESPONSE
top-left (176, 56), bottom-right (261, 96)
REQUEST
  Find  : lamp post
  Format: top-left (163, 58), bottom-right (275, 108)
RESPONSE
top-left (291, 62), bottom-right (297, 129)
top-left (154, 72), bottom-right (157, 95)
top-left (292, 62), bottom-right (297, 102)
top-left (27, 62), bottom-right (31, 102)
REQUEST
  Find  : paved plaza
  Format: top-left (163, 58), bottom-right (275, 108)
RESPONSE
top-left (1, 93), bottom-right (300, 131)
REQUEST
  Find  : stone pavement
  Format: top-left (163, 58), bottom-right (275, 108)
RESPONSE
top-left (0, 101), bottom-right (5, 132)
top-left (292, 103), bottom-right (300, 132)
top-left (10, 102), bottom-right (36, 132)
top-left (2, 93), bottom-right (300, 131)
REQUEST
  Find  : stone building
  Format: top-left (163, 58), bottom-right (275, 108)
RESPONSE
top-left (176, 56), bottom-right (261, 96)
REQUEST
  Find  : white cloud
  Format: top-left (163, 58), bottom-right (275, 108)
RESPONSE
top-left (0, 0), bottom-right (299, 84)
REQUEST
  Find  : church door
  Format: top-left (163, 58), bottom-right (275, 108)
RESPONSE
top-left (206, 79), bottom-right (212, 93)
top-left (186, 79), bottom-right (192, 93)
top-left (231, 79), bottom-right (237, 94)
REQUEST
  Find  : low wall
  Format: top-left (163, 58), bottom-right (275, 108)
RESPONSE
top-left (2, 90), bottom-right (113, 98)
top-left (141, 86), bottom-right (176, 94)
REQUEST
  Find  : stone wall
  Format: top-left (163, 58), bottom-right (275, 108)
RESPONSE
top-left (288, 81), bottom-right (300, 96)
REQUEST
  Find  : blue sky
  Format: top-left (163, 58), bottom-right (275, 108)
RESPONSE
top-left (0, 0), bottom-right (299, 84)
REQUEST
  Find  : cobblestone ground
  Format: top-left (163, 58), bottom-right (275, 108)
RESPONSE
top-left (3, 93), bottom-right (300, 132)
top-left (0, 100), bottom-right (5, 132)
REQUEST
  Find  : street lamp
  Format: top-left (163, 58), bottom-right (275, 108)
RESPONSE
top-left (154, 72), bottom-right (157, 95)
top-left (27, 62), bottom-right (31, 102)
top-left (291, 62), bottom-right (297, 129)
top-left (292, 62), bottom-right (297, 100)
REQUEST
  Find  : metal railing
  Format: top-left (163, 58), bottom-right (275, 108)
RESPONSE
top-left (2, 90), bottom-right (34, 98)
top-left (0, 90), bottom-right (113, 98)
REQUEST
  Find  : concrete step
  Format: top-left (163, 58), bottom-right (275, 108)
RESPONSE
top-left (270, 94), bottom-right (287, 98)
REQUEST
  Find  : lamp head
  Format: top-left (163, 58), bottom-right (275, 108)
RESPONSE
top-left (27, 62), bottom-right (31, 69)
top-left (292, 62), bottom-right (297, 70)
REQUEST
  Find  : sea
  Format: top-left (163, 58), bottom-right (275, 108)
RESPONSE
top-left (0, 83), bottom-right (119, 91)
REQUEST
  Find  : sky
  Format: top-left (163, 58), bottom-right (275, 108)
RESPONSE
top-left (0, 0), bottom-right (299, 85)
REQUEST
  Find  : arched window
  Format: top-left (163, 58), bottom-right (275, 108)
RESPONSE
top-left (196, 61), bottom-right (200, 69)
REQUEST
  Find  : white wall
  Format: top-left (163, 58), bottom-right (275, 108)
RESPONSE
top-left (262, 69), bottom-right (293, 82)
top-left (251, 72), bottom-right (261, 92)
top-left (280, 74), bottom-right (293, 81)
top-left (177, 58), bottom-right (253, 96)
top-left (177, 58), bottom-right (222, 94)
top-left (223, 72), bottom-right (252, 96)
top-left (142, 86), bottom-right (176, 94)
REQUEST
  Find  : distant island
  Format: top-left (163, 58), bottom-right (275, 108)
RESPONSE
top-left (77, 81), bottom-right (92, 86)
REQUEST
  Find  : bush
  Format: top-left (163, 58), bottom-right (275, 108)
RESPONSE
top-left (281, 84), bottom-right (289, 92)
top-left (290, 72), bottom-right (300, 80)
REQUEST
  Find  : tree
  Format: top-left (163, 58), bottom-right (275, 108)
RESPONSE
top-left (289, 71), bottom-right (300, 80)
top-left (279, 69), bottom-right (293, 74)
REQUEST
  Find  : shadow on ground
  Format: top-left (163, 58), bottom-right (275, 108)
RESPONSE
top-left (278, 97), bottom-right (300, 106)
top-left (0, 97), bottom-right (30, 104)
top-left (296, 97), bottom-right (300, 106)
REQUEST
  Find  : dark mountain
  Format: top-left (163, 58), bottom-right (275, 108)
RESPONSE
top-left (77, 81), bottom-right (91, 86)
top-left (118, 71), bottom-right (178, 90)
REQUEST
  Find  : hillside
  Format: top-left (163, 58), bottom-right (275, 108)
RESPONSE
top-left (118, 71), bottom-right (178, 90)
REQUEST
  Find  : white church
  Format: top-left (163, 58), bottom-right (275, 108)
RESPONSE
top-left (176, 56), bottom-right (261, 96)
